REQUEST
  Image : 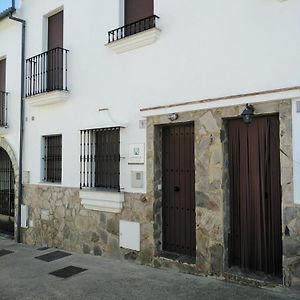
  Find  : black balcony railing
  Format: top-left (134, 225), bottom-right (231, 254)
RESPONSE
top-left (26, 47), bottom-right (69, 97)
top-left (0, 91), bottom-right (8, 127)
top-left (108, 15), bottom-right (159, 44)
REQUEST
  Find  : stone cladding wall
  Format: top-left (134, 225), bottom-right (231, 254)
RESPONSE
top-left (146, 100), bottom-right (299, 286)
top-left (22, 186), bottom-right (154, 265)
top-left (21, 100), bottom-right (300, 286)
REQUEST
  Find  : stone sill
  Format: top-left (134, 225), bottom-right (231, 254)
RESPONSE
top-left (106, 27), bottom-right (161, 54)
top-left (80, 190), bottom-right (124, 213)
top-left (37, 182), bottom-right (62, 188)
top-left (27, 90), bottom-right (69, 107)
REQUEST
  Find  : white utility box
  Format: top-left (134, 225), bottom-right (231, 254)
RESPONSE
top-left (119, 220), bottom-right (140, 251)
top-left (21, 204), bottom-right (28, 228)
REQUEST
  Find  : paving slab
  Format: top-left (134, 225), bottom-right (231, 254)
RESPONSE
top-left (0, 236), bottom-right (299, 300)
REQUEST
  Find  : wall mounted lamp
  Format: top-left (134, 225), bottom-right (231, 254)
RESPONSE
top-left (168, 113), bottom-right (178, 121)
top-left (241, 104), bottom-right (255, 124)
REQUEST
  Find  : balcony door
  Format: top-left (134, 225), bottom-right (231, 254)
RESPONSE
top-left (0, 59), bottom-right (5, 92)
top-left (47, 11), bottom-right (63, 92)
top-left (125, 0), bottom-right (153, 24)
top-left (125, 0), bottom-right (153, 35)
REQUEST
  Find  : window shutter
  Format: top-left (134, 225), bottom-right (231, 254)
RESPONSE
top-left (125, 0), bottom-right (153, 25)
top-left (0, 59), bottom-right (6, 92)
top-left (48, 11), bottom-right (64, 50)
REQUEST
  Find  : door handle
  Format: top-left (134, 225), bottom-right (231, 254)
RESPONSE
top-left (174, 186), bottom-right (180, 192)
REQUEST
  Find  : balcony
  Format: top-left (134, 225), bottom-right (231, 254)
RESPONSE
top-left (0, 91), bottom-right (8, 129)
top-left (26, 47), bottom-right (69, 106)
top-left (106, 15), bottom-right (161, 54)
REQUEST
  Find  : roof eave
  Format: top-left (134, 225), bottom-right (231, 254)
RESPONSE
top-left (0, 7), bottom-right (16, 22)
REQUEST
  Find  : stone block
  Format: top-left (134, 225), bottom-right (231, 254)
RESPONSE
top-left (210, 244), bottom-right (223, 275)
top-left (283, 237), bottom-right (300, 257)
top-left (91, 232), bottom-right (100, 243)
top-left (106, 217), bottom-right (119, 236)
top-left (94, 246), bottom-right (102, 256)
top-left (106, 237), bottom-right (120, 257)
top-left (199, 111), bottom-right (219, 133)
top-left (83, 244), bottom-right (91, 254)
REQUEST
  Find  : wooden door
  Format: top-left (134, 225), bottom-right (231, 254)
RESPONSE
top-left (228, 115), bottom-right (282, 277)
top-left (125, 0), bottom-right (153, 24)
top-left (162, 123), bottom-right (196, 257)
top-left (48, 11), bottom-right (63, 50)
top-left (48, 11), bottom-right (63, 91)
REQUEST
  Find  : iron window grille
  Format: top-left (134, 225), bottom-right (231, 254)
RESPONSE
top-left (43, 135), bottom-right (62, 183)
top-left (80, 127), bottom-right (120, 191)
top-left (0, 91), bottom-right (8, 127)
top-left (108, 15), bottom-right (159, 43)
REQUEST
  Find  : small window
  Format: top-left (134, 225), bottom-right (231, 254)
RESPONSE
top-left (43, 135), bottom-right (62, 183)
top-left (80, 128), bottom-right (120, 191)
top-left (107, 0), bottom-right (159, 45)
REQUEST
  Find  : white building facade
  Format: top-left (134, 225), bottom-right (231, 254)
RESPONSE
top-left (1, 0), bottom-right (300, 287)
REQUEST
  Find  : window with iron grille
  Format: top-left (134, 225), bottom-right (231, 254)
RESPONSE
top-left (80, 127), bottom-right (120, 191)
top-left (43, 135), bottom-right (62, 183)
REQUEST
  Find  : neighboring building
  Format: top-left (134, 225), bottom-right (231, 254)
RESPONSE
top-left (1, 0), bottom-right (300, 287)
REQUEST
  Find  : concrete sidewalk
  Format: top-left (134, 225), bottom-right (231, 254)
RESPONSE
top-left (0, 237), bottom-right (299, 300)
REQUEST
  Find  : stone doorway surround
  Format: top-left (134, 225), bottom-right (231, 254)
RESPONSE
top-left (0, 137), bottom-right (19, 238)
top-left (146, 99), bottom-right (300, 286)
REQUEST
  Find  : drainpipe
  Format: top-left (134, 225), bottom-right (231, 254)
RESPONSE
top-left (9, 13), bottom-right (26, 244)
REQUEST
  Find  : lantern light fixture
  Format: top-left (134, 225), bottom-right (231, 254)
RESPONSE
top-left (241, 104), bottom-right (255, 124)
top-left (168, 113), bottom-right (178, 121)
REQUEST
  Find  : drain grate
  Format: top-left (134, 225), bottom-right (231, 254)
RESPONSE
top-left (0, 249), bottom-right (14, 257)
top-left (35, 250), bottom-right (72, 262)
top-left (37, 247), bottom-right (50, 251)
top-left (49, 266), bottom-right (87, 279)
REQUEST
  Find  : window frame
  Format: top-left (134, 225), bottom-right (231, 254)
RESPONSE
top-left (80, 127), bottom-right (121, 192)
top-left (42, 134), bottom-right (62, 183)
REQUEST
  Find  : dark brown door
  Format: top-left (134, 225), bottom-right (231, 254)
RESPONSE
top-left (48, 11), bottom-right (63, 50)
top-left (48, 11), bottom-right (63, 91)
top-left (125, 0), bottom-right (153, 24)
top-left (228, 115), bottom-right (282, 278)
top-left (0, 147), bottom-right (15, 236)
top-left (0, 59), bottom-right (6, 91)
top-left (162, 123), bottom-right (196, 257)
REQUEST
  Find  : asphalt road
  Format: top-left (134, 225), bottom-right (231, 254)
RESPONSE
top-left (0, 236), bottom-right (299, 300)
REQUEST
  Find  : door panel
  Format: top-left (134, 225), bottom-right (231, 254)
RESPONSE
top-left (125, 0), bottom-right (153, 24)
top-left (162, 123), bottom-right (196, 257)
top-left (48, 11), bottom-right (63, 91)
top-left (48, 11), bottom-right (63, 50)
top-left (228, 115), bottom-right (282, 277)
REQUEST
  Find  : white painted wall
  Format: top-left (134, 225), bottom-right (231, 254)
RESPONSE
top-left (1, 0), bottom-right (300, 198)
top-left (0, 18), bottom-right (22, 160)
